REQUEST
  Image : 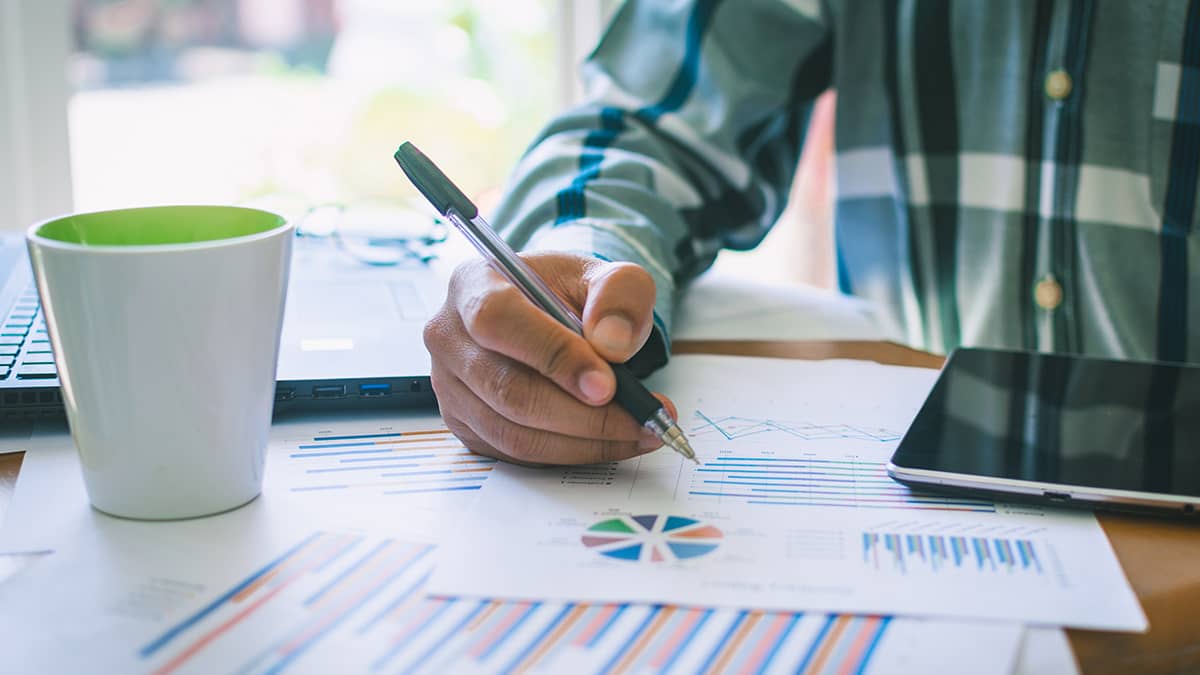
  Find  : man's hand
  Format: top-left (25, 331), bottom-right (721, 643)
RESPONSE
top-left (423, 252), bottom-right (676, 465)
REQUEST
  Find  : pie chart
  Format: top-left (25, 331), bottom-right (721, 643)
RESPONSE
top-left (581, 514), bottom-right (723, 563)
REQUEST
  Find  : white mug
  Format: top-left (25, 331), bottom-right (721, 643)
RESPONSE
top-left (27, 205), bottom-right (293, 519)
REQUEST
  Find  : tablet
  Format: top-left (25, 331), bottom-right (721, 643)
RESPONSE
top-left (887, 347), bottom-right (1200, 518)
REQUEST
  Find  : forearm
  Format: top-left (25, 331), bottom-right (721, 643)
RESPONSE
top-left (494, 0), bottom-right (834, 368)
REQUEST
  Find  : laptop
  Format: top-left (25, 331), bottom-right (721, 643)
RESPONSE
top-left (0, 234), bottom-right (442, 422)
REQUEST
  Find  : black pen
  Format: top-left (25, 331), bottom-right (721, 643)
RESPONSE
top-left (394, 141), bottom-right (698, 464)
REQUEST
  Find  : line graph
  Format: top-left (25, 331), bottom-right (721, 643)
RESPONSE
top-left (683, 410), bottom-right (994, 512)
top-left (691, 410), bottom-right (902, 443)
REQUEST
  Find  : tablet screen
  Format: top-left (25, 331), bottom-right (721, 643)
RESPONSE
top-left (891, 348), bottom-right (1200, 497)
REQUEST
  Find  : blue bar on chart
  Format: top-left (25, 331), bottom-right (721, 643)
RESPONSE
top-left (685, 411), bottom-right (994, 513)
top-left (283, 428), bottom-right (496, 496)
top-left (134, 531), bottom-right (915, 675)
top-left (862, 532), bottom-right (1043, 575)
top-left (688, 456), bottom-right (996, 513)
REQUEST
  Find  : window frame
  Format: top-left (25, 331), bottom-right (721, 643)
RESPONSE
top-left (0, 0), bottom-right (74, 230)
top-left (555, 0), bottom-right (618, 108)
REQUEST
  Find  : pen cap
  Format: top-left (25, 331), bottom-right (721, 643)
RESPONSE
top-left (393, 142), bottom-right (479, 219)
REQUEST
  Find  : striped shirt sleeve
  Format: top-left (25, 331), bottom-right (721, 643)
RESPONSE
top-left (491, 0), bottom-right (835, 369)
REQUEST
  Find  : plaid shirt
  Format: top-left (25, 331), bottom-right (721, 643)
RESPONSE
top-left (493, 0), bottom-right (1200, 369)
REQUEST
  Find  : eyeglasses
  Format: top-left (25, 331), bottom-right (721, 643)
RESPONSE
top-left (294, 203), bottom-right (448, 267)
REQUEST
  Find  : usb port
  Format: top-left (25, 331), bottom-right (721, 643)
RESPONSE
top-left (312, 385), bottom-right (346, 399)
top-left (359, 383), bottom-right (392, 397)
top-left (1043, 491), bottom-right (1071, 501)
top-left (275, 387), bottom-right (296, 402)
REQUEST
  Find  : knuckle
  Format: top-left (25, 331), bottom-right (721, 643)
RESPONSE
top-left (538, 332), bottom-right (576, 378)
top-left (457, 346), bottom-right (488, 386)
top-left (458, 293), bottom-right (487, 335)
top-left (466, 357), bottom-right (551, 428)
top-left (488, 362), bottom-right (534, 417)
top-left (507, 382), bottom-right (546, 427)
top-left (428, 368), bottom-right (452, 407)
top-left (614, 262), bottom-right (654, 289)
top-left (464, 442), bottom-right (500, 461)
top-left (597, 262), bottom-right (654, 298)
top-left (422, 311), bottom-right (452, 353)
top-left (596, 439), bottom-right (637, 463)
top-left (594, 404), bottom-right (636, 439)
top-left (444, 418), bottom-right (497, 460)
top-left (487, 361), bottom-right (519, 400)
top-left (428, 367), bottom-right (446, 395)
top-left (449, 259), bottom-right (487, 289)
top-left (442, 415), bottom-right (471, 443)
top-left (493, 420), bottom-right (538, 462)
top-left (462, 286), bottom-right (521, 342)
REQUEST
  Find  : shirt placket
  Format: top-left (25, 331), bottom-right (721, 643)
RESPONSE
top-left (1033, 0), bottom-right (1095, 353)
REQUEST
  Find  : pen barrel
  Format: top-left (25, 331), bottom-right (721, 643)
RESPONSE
top-left (611, 363), bottom-right (662, 425)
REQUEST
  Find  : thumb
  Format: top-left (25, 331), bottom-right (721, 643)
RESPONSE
top-left (580, 261), bottom-right (656, 363)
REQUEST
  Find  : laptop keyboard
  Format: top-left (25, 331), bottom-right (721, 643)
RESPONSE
top-left (1, 286), bottom-right (55, 381)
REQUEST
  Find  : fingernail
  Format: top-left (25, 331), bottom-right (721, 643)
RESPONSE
top-left (659, 396), bottom-right (678, 420)
top-left (594, 315), bottom-right (634, 355)
top-left (639, 430), bottom-right (663, 451)
top-left (578, 369), bottom-right (614, 404)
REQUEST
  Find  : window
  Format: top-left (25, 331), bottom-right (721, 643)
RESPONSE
top-left (70, 0), bottom-right (567, 217)
top-left (1, 0), bottom-right (614, 229)
top-left (4, 1), bottom-right (823, 291)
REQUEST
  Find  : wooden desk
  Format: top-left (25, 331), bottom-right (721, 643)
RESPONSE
top-left (2, 340), bottom-right (1198, 674)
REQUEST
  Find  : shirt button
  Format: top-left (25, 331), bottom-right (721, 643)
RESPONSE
top-left (1034, 276), bottom-right (1063, 310)
top-left (1045, 70), bottom-right (1073, 100)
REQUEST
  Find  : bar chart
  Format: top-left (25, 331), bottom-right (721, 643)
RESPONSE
top-left (862, 532), bottom-right (1044, 576)
top-left (133, 531), bottom-right (1006, 675)
top-left (681, 410), bottom-right (995, 513)
top-left (279, 427), bottom-right (496, 497)
top-left (687, 456), bottom-right (995, 513)
top-left (359, 593), bottom-right (899, 675)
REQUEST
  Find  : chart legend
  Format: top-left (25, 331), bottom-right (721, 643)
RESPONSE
top-left (582, 515), bottom-right (723, 563)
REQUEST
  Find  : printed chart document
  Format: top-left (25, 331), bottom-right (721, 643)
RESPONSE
top-left (1014, 627), bottom-right (1080, 675)
top-left (0, 525), bottom-right (1023, 675)
top-left (0, 411), bottom-right (495, 554)
top-left (430, 356), bottom-right (1147, 631)
top-left (0, 406), bottom-right (1025, 673)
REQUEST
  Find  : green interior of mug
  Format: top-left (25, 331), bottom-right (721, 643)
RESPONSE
top-left (35, 206), bottom-right (286, 246)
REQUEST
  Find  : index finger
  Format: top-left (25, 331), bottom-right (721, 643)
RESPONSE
top-left (453, 265), bottom-right (616, 406)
